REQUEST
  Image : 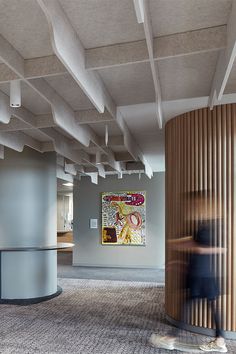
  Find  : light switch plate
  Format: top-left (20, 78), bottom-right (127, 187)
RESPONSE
top-left (90, 218), bottom-right (98, 229)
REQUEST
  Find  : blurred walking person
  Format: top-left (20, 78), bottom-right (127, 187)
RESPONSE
top-left (150, 191), bottom-right (227, 352)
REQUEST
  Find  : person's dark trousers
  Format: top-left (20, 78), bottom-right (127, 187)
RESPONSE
top-left (168, 298), bottom-right (224, 339)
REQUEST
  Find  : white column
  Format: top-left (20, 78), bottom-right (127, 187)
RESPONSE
top-left (0, 147), bottom-right (57, 300)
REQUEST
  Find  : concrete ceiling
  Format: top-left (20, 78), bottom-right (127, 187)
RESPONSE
top-left (59, 0), bottom-right (145, 49)
top-left (158, 52), bottom-right (219, 100)
top-left (45, 74), bottom-right (94, 111)
top-left (0, 0), bottom-right (235, 183)
top-left (0, 0), bottom-right (53, 59)
top-left (98, 62), bottom-right (155, 105)
top-left (149, 0), bottom-right (232, 37)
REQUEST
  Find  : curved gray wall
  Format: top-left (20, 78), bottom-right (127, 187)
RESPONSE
top-left (0, 147), bottom-right (57, 299)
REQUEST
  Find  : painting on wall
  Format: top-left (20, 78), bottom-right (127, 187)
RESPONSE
top-left (102, 191), bottom-right (146, 245)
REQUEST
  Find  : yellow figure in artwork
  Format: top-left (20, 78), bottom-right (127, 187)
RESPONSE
top-left (111, 202), bottom-right (142, 244)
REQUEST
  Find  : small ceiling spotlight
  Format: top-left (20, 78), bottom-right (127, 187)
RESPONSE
top-left (10, 80), bottom-right (21, 107)
top-left (96, 151), bottom-right (102, 165)
top-left (105, 124), bottom-right (108, 146)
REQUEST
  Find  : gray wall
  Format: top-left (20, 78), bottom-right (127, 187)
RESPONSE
top-left (73, 172), bottom-right (165, 268)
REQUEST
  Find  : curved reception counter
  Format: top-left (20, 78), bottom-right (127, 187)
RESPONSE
top-left (165, 103), bottom-right (236, 339)
top-left (0, 243), bottom-right (74, 304)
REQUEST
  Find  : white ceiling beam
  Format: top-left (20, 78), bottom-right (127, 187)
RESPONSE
top-left (0, 26), bottom-right (226, 84)
top-left (209, 0), bottom-right (236, 108)
top-left (154, 26), bottom-right (226, 62)
top-left (37, 0), bottom-right (117, 116)
top-left (2, 64), bottom-right (119, 172)
top-left (41, 127), bottom-right (121, 176)
top-left (0, 118), bottom-right (31, 131)
top-left (0, 55), bottom-right (67, 83)
top-left (82, 163), bottom-right (145, 175)
top-left (0, 111), bottom-right (113, 131)
top-left (34, 109), bottom-right (113, 128)
top-left (11, 109), bottom-right (113, 131)
top-left (0, 5), bottom-right (151, 178)
top-left (27, 78), bottom-right (91, 147)
top-left (91, 151), bottom-right (133, 164)
top-left (87, 172), bottom-right (98, 185)
top-left (10, 106), bottom-right (37, 127)
top-left (74, 109), bottom-right (113, 124)
top-left (0, 145), bottom-right (4, 159)
top-left (86, 39), bottom-right (149, 71)
top-left (142, 0), bottom-right (162, 129)
top-left (0, 90), bottom-right (40, 132)
top-left (104, 135), bottom-right (124, 147)
top-left (116, 109), bottom-right (153, 178)
top-left (0, 91), bottom-right (96, 166)
top-left (25, 55), bottom-right (67, 79)
top-left (26, 82), bottom-right (120, 173)
top-left (36, 0), bottom-right (148, 174)
top-left (133, 0), bottom-right (145, 23)
top-left (0, 34), bottom-right (93, 148)
top-left (96, 164), bottom-right (106, 178)
top-left (0, 131), bottom-right (42, 153)
top-left (56, 166), bottom-right (74, 183)
top-left (57, 155), bottom-right (64, 167)
top-left (35, 114), bottom-right (55, 129)
top-left (86, 26), bottom-right (226, 71)
top-left (27, 79), bottom-right (118, 162)
top-left (114, 152), bottom-right (134, 162)
top-left (0, 91), bottom-right (12, 124)
top-left (41, 127), bottom-right (84, 165)
top-left (64, 162), bottom-right (77, 176)
top-left (0, 64), bottom-right (18, 82)
top-left (74, 135), bottom-right (124, 151)
top-left (133, 0), bottom-right (162, 129)
top-left (0, 35), bottom-right (24, 77)
top-left (126, 161), bottom-right (145, 171)
top-left (0, 88), bottom-right (121, 173)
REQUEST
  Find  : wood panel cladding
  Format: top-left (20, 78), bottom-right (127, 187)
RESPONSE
top-left (165, 104), bottom-right (236, 333)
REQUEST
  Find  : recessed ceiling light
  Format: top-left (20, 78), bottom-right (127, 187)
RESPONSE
top-left (62, 182), bottom-right (73, 187)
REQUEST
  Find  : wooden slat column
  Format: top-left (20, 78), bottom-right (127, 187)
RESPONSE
top-left (165, 104), bottom-right (236, 338)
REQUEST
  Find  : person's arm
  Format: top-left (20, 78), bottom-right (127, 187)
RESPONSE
top-left (195, 246), bottom-right (227, 255)
top-left (168, 236), bottom-right (192, 243)
top-left (170, 240), bottom-right (227, 254)
top-left (168, 238), bottom-right (201, 254)
top-left (168, 235), bottom-right (227, 254)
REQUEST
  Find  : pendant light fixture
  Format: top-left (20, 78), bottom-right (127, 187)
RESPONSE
top-left (10, 80), bottom-right (21, 107)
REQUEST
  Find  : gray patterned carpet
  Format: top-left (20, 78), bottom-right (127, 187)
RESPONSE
top-left (0, 278), bottom-right (235, 353)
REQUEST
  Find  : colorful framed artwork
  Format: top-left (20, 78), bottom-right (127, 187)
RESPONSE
top-left (102, 191), bottom-right (146, 245)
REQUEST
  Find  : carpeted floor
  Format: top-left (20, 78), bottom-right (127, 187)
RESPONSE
top-left (0, 278), bottom-right (235, 353)
top-left (57, 252), bottom-right (165, 284)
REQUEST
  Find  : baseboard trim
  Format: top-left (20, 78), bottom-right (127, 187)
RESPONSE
top-left (0, 286), bottom-right (62, 305)
top-left (166, 314), bottom-right (236, 340)
top-left (72, 263), bottom-right (164, 270)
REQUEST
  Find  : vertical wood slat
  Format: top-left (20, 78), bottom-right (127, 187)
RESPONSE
top-left (231, 104), bottom-right (236, 331)
top-left (165, 104), bottom-right (236, 333)
top-left (221, 104), bottom-right (227, 331)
